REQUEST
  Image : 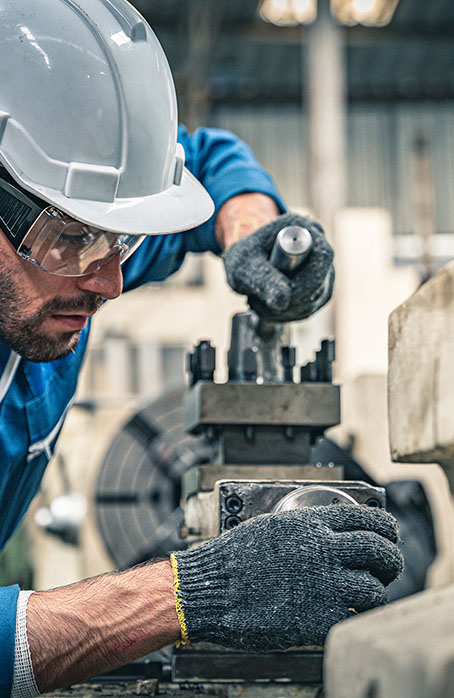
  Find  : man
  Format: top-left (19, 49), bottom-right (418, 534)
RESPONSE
top-left (0, 1), bottom-right (404, 696)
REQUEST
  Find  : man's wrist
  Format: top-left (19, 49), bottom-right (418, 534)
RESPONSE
top-left (214, 193), bottom-right (280, 250)
top-left (27, 558), bottom-right (180, 692)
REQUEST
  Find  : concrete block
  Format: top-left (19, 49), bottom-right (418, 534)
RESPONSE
top-left (334, 208), bottom-right (418, 381)
top-left (324, 584), bottom-right (454, 698)
top-left (389, 261), bottom-right (454, 465)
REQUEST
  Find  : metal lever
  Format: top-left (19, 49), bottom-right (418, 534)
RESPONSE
top-left (269, 225), bottom-right (313, 276)
top-left (256, 226), bottom-right (313, 340)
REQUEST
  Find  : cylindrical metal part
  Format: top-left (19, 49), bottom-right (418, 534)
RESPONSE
top-left (269, 226), bottom-right (313, 276)
top-left (273, 485), bottom-right (358, 512)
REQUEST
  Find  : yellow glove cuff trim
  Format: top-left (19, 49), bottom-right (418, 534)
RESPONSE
top-left (170, 553), bottom-right (190, 646)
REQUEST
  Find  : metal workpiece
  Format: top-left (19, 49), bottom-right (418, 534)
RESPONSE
top-left (274, 485), bottom-right (359, 511)
top-left (180, 478), bottom-right (385, 541)
top-left (218, 481), bottom-right (386, 533)
top-left (184, 381), bottom-right (341, 430)
top-left (269, 225), bottom-right (313, 276)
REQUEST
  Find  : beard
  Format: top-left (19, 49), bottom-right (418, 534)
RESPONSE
top-left (0, 268), bottom-right (103, 362)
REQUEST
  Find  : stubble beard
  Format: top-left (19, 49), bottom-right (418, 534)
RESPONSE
top-left (0, 268), bottom-right (103, 362)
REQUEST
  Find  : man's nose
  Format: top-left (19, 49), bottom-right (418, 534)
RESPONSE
top-left (76, 252), bottom-right (123, 299)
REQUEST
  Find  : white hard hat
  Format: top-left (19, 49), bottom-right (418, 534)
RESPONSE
top-left (0, 0), bottom-right (214, 235)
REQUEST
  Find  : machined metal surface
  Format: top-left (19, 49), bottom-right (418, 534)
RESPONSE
top-left (172, 645), bottom-right (323, 684)
top-left (43, 682), bottom-right (322, 698)
top-left (184, 382), bottom-right (341, 431)
top-left (227, 311), bottom-right (290, 383)
top-left (214, 425), bottom-right (313, 466)
top-left (182, 464), bottom-right (343, 497)
top-left (218, 481), bottom-right (386, 533)
top-left (269, 226), bottom-right (313, 275)
top-left (273, 485), bottom-right (359, 511)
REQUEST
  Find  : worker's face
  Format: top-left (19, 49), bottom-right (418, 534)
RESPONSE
top-left (0, 230), bottom-right (123, 362)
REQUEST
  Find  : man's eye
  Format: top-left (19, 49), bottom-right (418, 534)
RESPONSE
top-left (60, 229), bottom-right (92, 245)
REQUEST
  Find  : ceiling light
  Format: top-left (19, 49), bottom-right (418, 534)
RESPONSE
top-left (258, 0), bottom-right (318, 26)
top-left (331, 0), bottom-right (400, 26)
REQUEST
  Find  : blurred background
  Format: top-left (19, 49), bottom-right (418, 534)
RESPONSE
top-left (3, 0), bottom-right (454, 595)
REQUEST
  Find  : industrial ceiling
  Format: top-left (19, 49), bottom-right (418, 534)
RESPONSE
top-left (129, 0), bottom-right (454, 107)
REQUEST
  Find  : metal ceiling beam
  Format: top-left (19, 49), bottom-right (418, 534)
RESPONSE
top-left (150, 19), bottom-right (454, 45)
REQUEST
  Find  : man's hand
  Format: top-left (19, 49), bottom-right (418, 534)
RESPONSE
top-left (223, 212), bottom-right (334, 322)
top-left (170, 505), bottom-right (404, 651)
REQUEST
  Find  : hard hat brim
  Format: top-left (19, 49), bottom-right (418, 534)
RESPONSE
top-left (12, 167), bottom-right (215, 236)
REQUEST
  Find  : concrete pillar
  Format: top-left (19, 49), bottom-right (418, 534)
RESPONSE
top-left (306, 0), bottom-right (347, 244)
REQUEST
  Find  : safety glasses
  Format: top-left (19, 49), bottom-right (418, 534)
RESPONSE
top-left (0, 168), bottom-right (145, 277)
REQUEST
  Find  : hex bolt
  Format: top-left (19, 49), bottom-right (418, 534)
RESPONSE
top-left (197, 340), bottom-right (216, 380)
top-left (225, 495), bottom-right (243, 514)
top-left (225, 515), bottom-right (242, 530)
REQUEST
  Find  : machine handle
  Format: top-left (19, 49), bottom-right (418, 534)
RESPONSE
top-left (269, 225), bottom-right (313, 277)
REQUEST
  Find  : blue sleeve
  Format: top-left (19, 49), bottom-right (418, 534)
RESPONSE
top-left (0, 585), bottom-right (19, 698)
top-left (122, 124), bottom-right (286, 292)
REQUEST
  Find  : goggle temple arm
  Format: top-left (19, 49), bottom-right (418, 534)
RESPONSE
top-left (0, 168), bottom-right (44, 252)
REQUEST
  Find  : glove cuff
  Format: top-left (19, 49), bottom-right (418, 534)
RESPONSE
top-left (170, 538), bottom-right (232, 645)
top-left (170, 554), bottom-right (190, 645)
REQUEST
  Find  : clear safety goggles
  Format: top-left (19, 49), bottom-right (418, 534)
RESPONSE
top-left (18, 207), bottom-right (145, 277)
top-left (0, 169), bottom-right (145, 277)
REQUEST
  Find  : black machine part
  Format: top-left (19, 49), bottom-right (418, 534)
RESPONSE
top-left (218, 480), bottom-right (386, 533)
top-left (225, 224), bottom-right (314, 383)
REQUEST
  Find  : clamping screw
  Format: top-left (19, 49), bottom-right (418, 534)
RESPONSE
top-left (225, 495), bottom-right (243, 514)
top-left (187, 340), bottom-right (216, 385)
top-left (225, 515), bottom-right (242, 530)
top-left (315, 338), bottom-right (335, 383)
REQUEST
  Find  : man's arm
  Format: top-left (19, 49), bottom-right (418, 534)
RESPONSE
top-left (214, 192), bottom-right (280, 250)
top-left (20, 506), bottom-right (403, 694)
top-left (26, 560), bottom-right (179, 692)
top-left (121, 126), bottom-right (285, 292)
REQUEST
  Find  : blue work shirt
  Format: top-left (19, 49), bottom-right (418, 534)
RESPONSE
top-left (0, 124), bottom-right (285, 695)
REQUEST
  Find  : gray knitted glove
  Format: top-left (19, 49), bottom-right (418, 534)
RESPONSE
top-left (170, 505), bottom-right (403, 651)
top-left (223, 212), bottom-right (334, 322)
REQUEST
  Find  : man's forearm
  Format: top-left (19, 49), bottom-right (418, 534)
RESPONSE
top-left (214, 192), bottom-right (280, 250)
top-left (27, 559), bottom-right (180, 692)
